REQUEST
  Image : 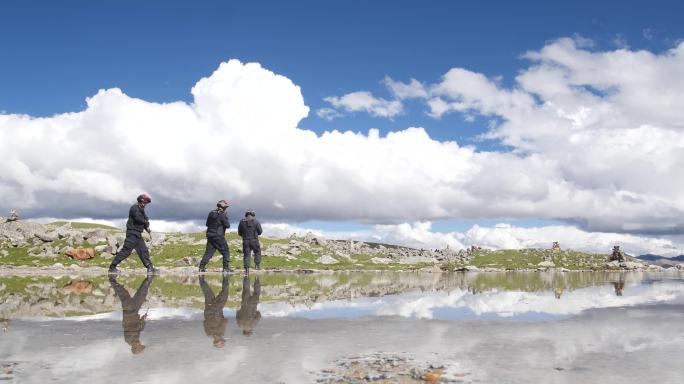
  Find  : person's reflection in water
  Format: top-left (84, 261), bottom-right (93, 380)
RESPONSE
top-left (199, 275), bottom-right (230, 348)
top-left (236, 276), bottom-right (261, 336)
top-left (109, 275), bottom-right (155, 355)
top-left (613, 277), bottom-right (626, 296)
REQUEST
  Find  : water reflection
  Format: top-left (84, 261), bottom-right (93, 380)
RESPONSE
top-left (236, 276), bottom-right (261, 336)
top-left (199, 275), bottom-right (230, 348)
top-left (109, 275), bottom-right (155, 355)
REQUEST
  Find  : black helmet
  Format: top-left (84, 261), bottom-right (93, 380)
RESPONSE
top-left (217, 199), bottom-right (230, 209)
top-left (137, 194), bottom-right (152, 204)
top-left (245, 209), bottom-right (255, 217)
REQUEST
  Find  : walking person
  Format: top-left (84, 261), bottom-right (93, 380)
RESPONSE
top-left (236, 276), bottom-right (261, 336)
top-left (109, 194), bottom-right (158, 274)
top-left (199, 200), bottom-right (232, 273)
top-left (199, 275), bottom-right (230, 348)
top-left (237, 210), bottom-right (262, 274)
top-left (109, 274), bottom-right (155, 355)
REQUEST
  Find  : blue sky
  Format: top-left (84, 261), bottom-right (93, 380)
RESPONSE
top-left (2, 0), bottom-right (681, 139)
top-left (1, 1), bottom-right (684, 253)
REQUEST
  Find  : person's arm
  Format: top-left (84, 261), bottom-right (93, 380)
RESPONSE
top-left (238, 220), bottom-right (244, 237)
top-left (131, 205), bottom-right (148, 228)
top-left (221, 213), bottom-right (230, 230)
top-left (256, 221), bottom-right (263, 236)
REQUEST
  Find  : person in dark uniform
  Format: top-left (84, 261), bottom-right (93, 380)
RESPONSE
top-left (199, 200), bottom-right (231, 273)
top-left (109, 275), bottom-right (155, 355)
top-left (109, 194), bottom-right (158, 274)
top-left (199, 275), bottom-right (230, 348)
top-left (236, 276), bottom-right (261, 336)
top-left (237, 210), bottom-right (263, 274)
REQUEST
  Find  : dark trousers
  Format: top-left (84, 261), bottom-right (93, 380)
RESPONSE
top-left (200, 236), bottom-right (230, 269)
top-left (242, 239), bottom-right (261, 269)
top-left (111, 231), bottom-right (152, 268)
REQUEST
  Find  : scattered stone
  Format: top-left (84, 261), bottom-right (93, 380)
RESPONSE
top-left (538, 260), bottom-right (555, 267)
top-left (100, 252), bottom-right (114, 260)
top-left (0, 249), bottom-right (8, 257)
top-left (370, 257), bottom-right (393, 265)
top-left (35, 231), bottom-right (59, 242)
top-left (94, 245), bottom-right (108, 252)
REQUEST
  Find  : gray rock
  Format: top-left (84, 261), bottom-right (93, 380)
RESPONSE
top-left (0, 249), bottom-right (8, 257)
top-left (94, 245), bottom-right (108, 252)
top-left (455, 265), bottom-right (480, 272)
top-left (193, 239), bottom-right (207, 245)
top-left (370, 257), bottom-right (393, 265)
top-left (316, 255), bottom-right (339, 265)
top-left (538, 260), bottom-right (556, 267)
top-left (100, 252), bottom-right (113, 260)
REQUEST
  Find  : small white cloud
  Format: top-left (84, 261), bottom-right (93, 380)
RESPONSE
top-left (383, 76), bottom-right (428, 99)
top-left (642, 28), bottom-right (654, 41)
top-left (324, 91), bottom-right (403, 118)
top-left (316, 107), bottom-right (343, 121)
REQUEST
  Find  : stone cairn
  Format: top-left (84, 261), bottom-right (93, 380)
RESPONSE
top-left (551, 241), bottom-right (561, 253)
top-left (6, 209), bottom-right (18, 222)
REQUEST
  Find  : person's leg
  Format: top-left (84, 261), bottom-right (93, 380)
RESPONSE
top-left (251, 240), bottom-right (262, 269)
top-left (199, 238), bottom-right (218, 271)
top-left (198, 276), bottom-right (215, 303)
top-left (242, 241), bottom-right (251, 271)
top-left (134, 238), bottom-right (152, 269)
top-left (216, 237), bottom-right (231, 271)
top-left (110, 233), bottom-right (137, 271)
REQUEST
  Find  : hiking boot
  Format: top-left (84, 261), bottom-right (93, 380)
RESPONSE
top-left (255, 264), bottom-right (261, 271)
top-left (147, 266), bottom-right (159, 275)
top-left (108, 266), bottom-right (120, 274)
top-left (244, 267), bottom-right (250, 275)
top-left (222, 268), bottom-right (233, 273)
top-left (199, 266), bottom-right (206, 273)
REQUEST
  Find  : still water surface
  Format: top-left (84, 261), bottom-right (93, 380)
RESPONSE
top-left (1, 271), bottom-right (683, 383)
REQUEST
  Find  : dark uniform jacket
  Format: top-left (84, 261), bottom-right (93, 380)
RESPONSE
top-left (206, 209), bottom-right (230, 237)
top-left (238, 218), bottom-right (262, 240)
top-left (126, 204), bottom-right (149, 234)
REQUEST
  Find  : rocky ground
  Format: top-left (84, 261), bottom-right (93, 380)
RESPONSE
top-left (1, 218), bottom-right (682, 274)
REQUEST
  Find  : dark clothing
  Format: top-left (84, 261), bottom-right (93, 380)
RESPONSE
top-left (109, 275), bottom-right (154, 348)
top-left (111, 231), bottom-right (152, 268)
top-left (199, 275), bottom-right (230, 339)
top-left (126, 204), bottom-right (150, 234)
top-left (238, 217), bottom-right (262, 268)
top-left (237, 218), bottom-right (262, 240)
top-left (242, 240), bottom-right (261, 269)
top-left (236, 276), bottom-right (261, 335)
top-left (206, 209), bottom-right (230, 237)
top-left (200, 236), bottom-right (230, 269)
top-left (199, 209), bottom-right (231, 269)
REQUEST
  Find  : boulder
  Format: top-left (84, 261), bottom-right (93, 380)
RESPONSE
top-left (35, 231), bottom-right (59, 242)
top-left (64, 247), bottom-right (95, 261)
top-left (316, 255), bottom-right (339, 265)
top-left (100, 252), bottom-right (114, 260)
top-left (370, 257), bottom-right (393, 265)
top-left (538, 260), bottom-right (556, 268)
top-left (0, 249), bottom-right (8, 257)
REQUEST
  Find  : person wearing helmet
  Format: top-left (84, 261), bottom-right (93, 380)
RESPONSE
top-left (237, 210), bottom-right (263, 274)
top-left (199, 274), bottom-right (230, 348)
top-left (199, 200), bottom-right (232, 273)
top-left (109, 194), bottom-right (158, 275)
top-left (109, 274), bottom-right (155, 355)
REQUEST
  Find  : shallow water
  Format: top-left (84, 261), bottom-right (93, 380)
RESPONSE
top-left (1, 271), bottom-right (683, 383)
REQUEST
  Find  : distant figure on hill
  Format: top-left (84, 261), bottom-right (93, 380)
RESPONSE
top-left (238, 210), bottom-right (263, 274)
top-left (109, 194), bottom-right (158, 275)
top-left (610, 246), bottom-right (626, 262)
top-left (236, 276), bottom-right (261, 336)
top-left (199, 275), bottom-right (230, 348)
top-left (199, 200), bottom-right (232, 273)
top-left (109, 275), bottom-right (155, 355)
